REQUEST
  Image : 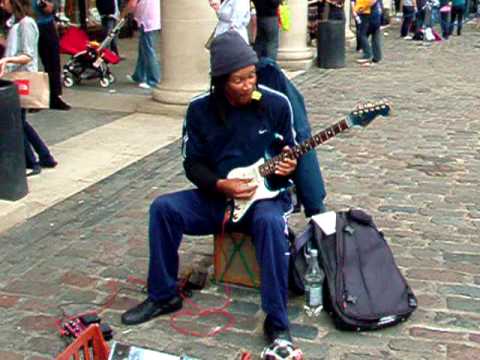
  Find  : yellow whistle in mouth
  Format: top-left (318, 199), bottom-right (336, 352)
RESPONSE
top-left (251, 90), bottom-right (262, 101)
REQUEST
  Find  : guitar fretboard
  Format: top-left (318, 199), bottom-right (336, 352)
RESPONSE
top-left (259, 118), bottom-right (349, 177)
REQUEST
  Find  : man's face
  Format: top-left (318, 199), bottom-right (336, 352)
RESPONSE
top-left (225, 65), bottom-right (257, 107)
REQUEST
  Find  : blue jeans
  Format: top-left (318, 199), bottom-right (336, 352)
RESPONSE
top-left (132, 26), bottom-right (161, 87)
top-left (22, 110), bottom-right (53, 167)
top-left (254, 16), bottom-right (279, 61)
top-left (147, 189), bottom-right (292, 330)
top-left (359, 15), bottom-right (382, 62)
top-left (359, 15), bottom-right (372, 59)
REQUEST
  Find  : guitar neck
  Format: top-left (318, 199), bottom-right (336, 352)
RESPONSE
top-left (259, 118), bottom-right (350, 177)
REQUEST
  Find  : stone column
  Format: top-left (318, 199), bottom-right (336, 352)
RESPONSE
top-left (277, 0), bottom-right (313, 71)
top-left (344, 1), bottom-right (355, 42)
top-left (152, 0), bottom-right (216, 107)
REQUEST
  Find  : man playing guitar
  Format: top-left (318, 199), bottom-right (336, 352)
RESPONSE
top-left (121, 30), bottom-right (299, 350)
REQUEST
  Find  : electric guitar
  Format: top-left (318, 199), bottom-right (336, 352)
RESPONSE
top-left (227, 100), bottom-right (392, 223)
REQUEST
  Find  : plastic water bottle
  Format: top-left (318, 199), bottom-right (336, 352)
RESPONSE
top-left (304, 249), bottom-right (324, 317)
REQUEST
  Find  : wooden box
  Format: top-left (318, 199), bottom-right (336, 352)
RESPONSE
top-left (214, 232), bottom-right (261, 288)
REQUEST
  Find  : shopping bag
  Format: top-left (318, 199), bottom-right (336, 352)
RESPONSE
top-left (3, 72), bottom-right (49, 109)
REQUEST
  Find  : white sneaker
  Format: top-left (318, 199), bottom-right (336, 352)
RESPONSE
top-left (126, 74), bottom-right (136, 83)
top-left (356, 58), bottom-right (370, 64)
top-left (404, 35), bottom-right (413, 40)
top-left (138, 82), bottom-right (151, 89)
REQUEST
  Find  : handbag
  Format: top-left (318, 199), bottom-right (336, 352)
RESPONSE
top-left (3, 71), bottom-right (50, 109)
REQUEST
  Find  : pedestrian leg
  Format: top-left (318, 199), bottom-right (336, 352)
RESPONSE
top-left (21, 110), bottom-right (38, 168)
top-left (132, 26), bottom-right (147, 83)
top-left (38, 22), bottom-right (63, 106)
top-left (358, 15), bottom-right (372, 60)
top-left (371, 27), bottom-right (383, 63)
top-left (141, 30), bottom-right (161, 87)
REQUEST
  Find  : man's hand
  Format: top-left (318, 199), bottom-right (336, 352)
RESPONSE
top-left (216, 178), bottom-right (258, 199)
top-left (275, 146), bottom-right (297, 176)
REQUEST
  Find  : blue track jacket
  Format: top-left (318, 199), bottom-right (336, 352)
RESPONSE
top-left (182, 84), bottom-right (296, 191)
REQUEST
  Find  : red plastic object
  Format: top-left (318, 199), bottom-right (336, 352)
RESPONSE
top-left (240, 352), bottom-right (252, 360)
top-left (56, 324), bottom-right (110, 360)
top-left (59, 26), bottom-right (120, 64)
top-left (60, 26), bottom-right (90, 55)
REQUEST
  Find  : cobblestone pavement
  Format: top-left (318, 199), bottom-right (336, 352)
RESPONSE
top-left (1, 24), bottom-right (480, 359)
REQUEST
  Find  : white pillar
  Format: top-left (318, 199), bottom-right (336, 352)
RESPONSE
top-left (152, 0), bottom-right (216, 106)
top-left (344, 1), bottom-right (355, 42)
top-left (277, 0), bottom-right (314, 71)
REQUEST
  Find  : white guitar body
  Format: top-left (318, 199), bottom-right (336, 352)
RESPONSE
top-left (227, 158), bottom-right (280, 223)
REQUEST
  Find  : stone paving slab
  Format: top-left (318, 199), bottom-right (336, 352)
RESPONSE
top-left (0, 112), bottom-right (182, 234)
top-left (1, 24), bottom-right (480, 359)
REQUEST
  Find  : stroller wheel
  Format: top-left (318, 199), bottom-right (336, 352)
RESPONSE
top-left (99, 78), bottom-right (110, 88)
top-left (63, 76), bottom-right (75, 88)
top-left (108, 73), bottom-right (116, 84)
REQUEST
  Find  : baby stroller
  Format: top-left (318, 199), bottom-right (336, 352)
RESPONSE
top-left (60, 18), bottom-right (125, 88)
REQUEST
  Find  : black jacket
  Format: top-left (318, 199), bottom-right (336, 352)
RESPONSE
top-left (252, 0), bottom-right (281, 17)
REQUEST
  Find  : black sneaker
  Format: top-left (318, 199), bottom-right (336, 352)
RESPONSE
top-left (263, 317), bottom-right (292, 344)
top-left (121, 296), bottom-right (182, 325)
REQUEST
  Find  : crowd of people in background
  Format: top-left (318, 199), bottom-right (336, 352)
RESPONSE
top-left (397, 0), bottom-right (478, 40)
top-left (0, 0), bottom-right (479, 176)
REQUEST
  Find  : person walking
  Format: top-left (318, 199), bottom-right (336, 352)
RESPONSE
top-left (0, 0), bottom-right (57, 176)
top-left (449, 0), bottom-right (466, 35)
top-left (209, 0), bottom-right (251, 43)
top-left (123, 0), bottom-right (161, 89)
top-left (400, 0), bottom-right (417, 39)
top-left (355, 0), bottom-right (383, 65)
top-left (32, 0), bottom-right (70, 110)
top-left (252, 0), bottom-right (280, 60)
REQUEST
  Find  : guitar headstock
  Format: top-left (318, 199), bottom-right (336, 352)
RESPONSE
top-left (346, 100), bottom-right (391, 128)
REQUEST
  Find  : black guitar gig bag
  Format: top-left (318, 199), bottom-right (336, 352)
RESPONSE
top-left (290, 209), bottom-right (417, 331)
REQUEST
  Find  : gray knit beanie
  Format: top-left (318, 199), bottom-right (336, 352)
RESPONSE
top-left (210, 31), bottom-right (259, 77)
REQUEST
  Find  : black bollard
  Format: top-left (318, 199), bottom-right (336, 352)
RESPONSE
top-left (0, 79), bottom-right (28, 201)
top-left (316, 20), bottom-right (346, 69)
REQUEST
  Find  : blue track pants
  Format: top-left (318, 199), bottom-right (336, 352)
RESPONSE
top-left (147, 189), bottom-right (292, 330)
